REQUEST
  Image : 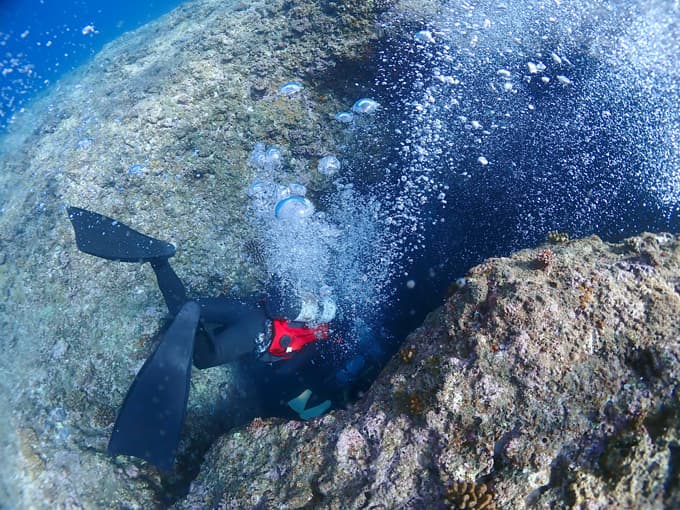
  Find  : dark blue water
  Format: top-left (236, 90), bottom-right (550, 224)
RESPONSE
top-left (0, 0), bottom-right (184, 129)
top-left (351, 24), bottom-right (680, 339)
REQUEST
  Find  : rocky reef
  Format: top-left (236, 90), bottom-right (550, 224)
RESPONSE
top-left (1, 0), bottom-right (679, 508)
top-left (0, 0), bottom-right (440, 507)
top-left (175, 232), bottom-right (680, 509)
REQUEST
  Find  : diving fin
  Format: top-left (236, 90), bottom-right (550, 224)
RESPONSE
top-left (67, 206), bottom-right (175, 262)
top-left (287, 389), bottom-right (331, 420)
top-left (108, 300), bottom-right (200, 471)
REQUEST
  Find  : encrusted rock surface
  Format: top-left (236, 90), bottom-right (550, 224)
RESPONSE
top-left (175, 233), bottom-right (680, 509)
top-left (0, 0), bottom-right (433, 507)
top-left (2, 0), bottom-right (678, 508)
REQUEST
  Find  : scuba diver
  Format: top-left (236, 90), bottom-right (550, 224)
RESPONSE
top-left (66, 206), bottom-right (382, 471)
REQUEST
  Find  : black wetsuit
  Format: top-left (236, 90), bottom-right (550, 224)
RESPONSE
top-left (152, 256), bottom-right (353, 423)
top-left (150, 257), bottom-right (329, 370)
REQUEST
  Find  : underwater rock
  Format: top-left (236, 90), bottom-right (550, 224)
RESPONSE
top-left (175, 233), bottom-right (680, 509)
top-left (0, 0), bottom-right (424, 507)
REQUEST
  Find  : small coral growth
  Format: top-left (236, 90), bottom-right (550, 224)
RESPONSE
top-left (445, 481), bottom-right (497, 509)
top-left (547, 230), bottom-right (570, 244)
top-left (533, 248), bottom-right (555, 270)
top-left (399, 345), bottom-right (417, 363)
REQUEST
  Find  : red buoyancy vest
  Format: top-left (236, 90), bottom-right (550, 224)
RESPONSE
top-left (268, 319), bottom-right (329, 358)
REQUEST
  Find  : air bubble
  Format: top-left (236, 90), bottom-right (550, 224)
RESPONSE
top-left (335, 111), bottom-right (354, 123)
top-left (288, 183), bottom-right (307, 196)
top-left (274, 196), bottom-right (315, 221)
top-left (414, 30), bottom-right (435, 44)
top-left (265, 147), bottom-right (283, 171)
top-left (278, 81), bottom-right (303, 96)
top-left (352, 98), bottom-right (380, 114)
top-left (318, 156), bottom-right (341, 176)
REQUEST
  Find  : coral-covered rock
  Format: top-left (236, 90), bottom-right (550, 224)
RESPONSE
top-left (176, 233), bottom-right (680, 509)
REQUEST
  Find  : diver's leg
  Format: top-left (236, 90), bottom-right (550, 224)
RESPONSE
top-left (150, 259), bottom-right (187, 316)
top-left (193, 299), bottom-right (267, 368)
top-left (196, 297), bottom-right (262, 323)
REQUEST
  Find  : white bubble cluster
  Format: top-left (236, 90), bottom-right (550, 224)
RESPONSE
top-left (246, 136), bottom-right (394, 334)
top-left (361, 0), bottom-right (680, 259)
top-left (248, 143), bottom-right (284, 173)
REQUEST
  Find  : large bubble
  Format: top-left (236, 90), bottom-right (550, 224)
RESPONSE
top-left (274, 196), bottom-right (315, 221)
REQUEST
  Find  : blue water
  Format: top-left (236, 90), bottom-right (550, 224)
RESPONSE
top-left (354, 3), bottom-right (680, 337)
top-left (1, 0), bottom-right (679, 503)
top-left (0, 0), bottom-right (184, 129)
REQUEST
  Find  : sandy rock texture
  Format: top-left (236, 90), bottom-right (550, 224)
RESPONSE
top-left (0, 0), bottom-right (429, 506)
top-left (175, 233), bottom-right (680, 509)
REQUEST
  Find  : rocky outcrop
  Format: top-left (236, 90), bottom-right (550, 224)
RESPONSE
top-left (175, 233), bottom-right (680, 509)
top-left (0, 0), bottom-right (432, 507)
